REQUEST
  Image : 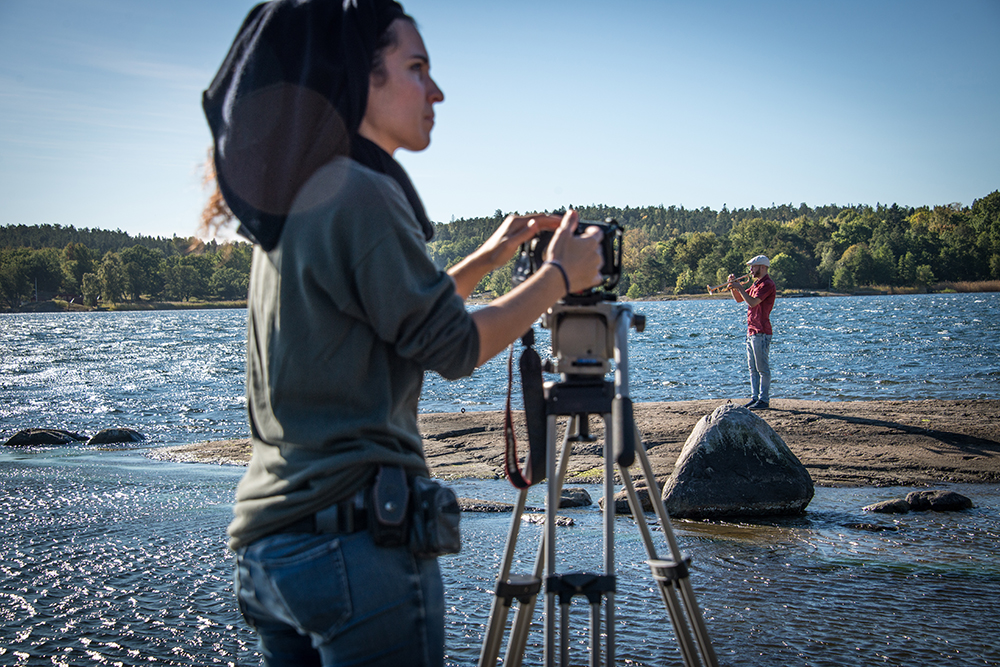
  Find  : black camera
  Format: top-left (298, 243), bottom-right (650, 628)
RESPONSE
top-left (510, 217), bottom-right (622, 299)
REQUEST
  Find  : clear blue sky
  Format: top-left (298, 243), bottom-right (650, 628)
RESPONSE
top-left (1, 0), bottom-right (998, 240)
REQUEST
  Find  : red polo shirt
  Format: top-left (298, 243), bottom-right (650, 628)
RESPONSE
top-left (746, 275), bottom-right (776, 335)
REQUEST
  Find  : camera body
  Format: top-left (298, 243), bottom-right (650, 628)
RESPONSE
top-left (511, 217), bottom-right (622, 298)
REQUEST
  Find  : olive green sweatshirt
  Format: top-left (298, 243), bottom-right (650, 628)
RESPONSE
top-left (228, 158), bottom-right (479, 550)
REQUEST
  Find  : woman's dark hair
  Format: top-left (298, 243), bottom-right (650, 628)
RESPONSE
top-left (370, 15), bottom-right (416, 86)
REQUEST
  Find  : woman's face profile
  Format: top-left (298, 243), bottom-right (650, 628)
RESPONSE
top-left (359, 19), bottom-right (444, 155)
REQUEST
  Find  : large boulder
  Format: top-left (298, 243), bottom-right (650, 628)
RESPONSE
top-left (661, 403), bottom-right (814, 519)
top-left (3, 428), bottom-right (87, 447)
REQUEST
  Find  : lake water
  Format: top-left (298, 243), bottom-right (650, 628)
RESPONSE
top-left (2, 293), bottom-right (999, 666)
top-left (3, 293), bottom-right (998, 441)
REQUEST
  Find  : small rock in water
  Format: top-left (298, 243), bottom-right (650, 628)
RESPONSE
top-left (843, 522), bottom-right (900, 532)
top-left (863, 498), bottom-right (911, 514)
top-left (560, 487), bottom-right (593, 508)
top-left (864, 490), bottom-right (973, 514)
top-left (458, 498), bottom-right (516, 513)
top-left (523, 513), bottom-right (574, 527)
top-left (905, 490), bottom-right (973, 511)
top-left (599, 486), bottom-right (655, 515)
top-left (87, 428), bottom-right (146, 445)
top-left (4, 428), bottom-right (87, 447)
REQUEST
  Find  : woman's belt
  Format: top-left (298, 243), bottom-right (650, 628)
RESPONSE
top-left (276, 491), bottom-right (368, 535)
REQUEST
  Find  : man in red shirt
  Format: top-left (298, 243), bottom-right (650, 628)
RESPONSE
top-left (728, 255), bottom-right (776, 410)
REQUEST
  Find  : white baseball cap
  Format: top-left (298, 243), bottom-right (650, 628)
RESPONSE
top-left (746, 255), bottom-right (770, 267)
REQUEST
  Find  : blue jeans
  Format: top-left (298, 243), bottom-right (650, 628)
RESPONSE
top-left (235, 530), bottom-right (444, 667)
top-left (746, 333), bottom-right (772, 402)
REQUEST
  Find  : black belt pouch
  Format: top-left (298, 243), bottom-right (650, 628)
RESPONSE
top-left (368, 465), bottom-right (410, 548)
top-left (409, 476), bottom-right (461, 557)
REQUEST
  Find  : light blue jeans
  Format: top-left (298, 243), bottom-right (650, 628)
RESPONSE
top-left (746, 333), bottom-right (772, 403)
top-left (235, 530), bottom-right (444, 667)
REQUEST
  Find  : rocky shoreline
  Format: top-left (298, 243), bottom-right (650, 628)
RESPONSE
top-left (151, 399), bottom-right (1000, 488)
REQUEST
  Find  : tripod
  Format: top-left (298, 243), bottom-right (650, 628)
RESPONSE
top-left (478, 300), bottom-right (718, 667)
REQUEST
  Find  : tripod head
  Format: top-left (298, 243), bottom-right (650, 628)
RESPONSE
top-left (541, 300), bottom-right (645, 380)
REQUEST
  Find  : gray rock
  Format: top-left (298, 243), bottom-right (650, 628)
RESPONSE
top-left (599, 486), bottom-right (655, 514)
top-left (523, 513), bottom-right (574, 527)
top-left (661, 403), bottom-right (814, 519)
top-left (843, 522), bottom-right (899, 532)
top-left (458, 498), bottom-right (516, 513)
top-left (560, 487), bottom-right (593, 508)
top-left (863, 498), bottom-right (911, 514)
top-left (905, 490), bottom-right (973, 512)
top-left (4, 428), bottom-right (87, 447)
top-left (87, 428), bottom-right (146, 445)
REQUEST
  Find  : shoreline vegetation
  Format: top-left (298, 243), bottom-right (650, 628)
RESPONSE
top-left (9, 298), bottom-right (248, 313)
top-left (3, 190), bottom-right (999, 311)
top-left (151, 399), bottom-right (1000, 489)
top-left (8, 279), bottom-right (1000, 313)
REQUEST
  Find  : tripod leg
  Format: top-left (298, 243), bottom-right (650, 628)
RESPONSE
top-left (619, 468), bottom-right (703, 667)
top-left (544, 413), bottom-right (561, 667)
top-left (478, 485), bottom-right (531, 667)
top-left (505, 415), bottom-right (577, 667)
top-left (560, 601), bottom-right (571, 667)
top-left (602, 412), bottom-right (615, 667)
top-left (630, 427), bottom-right (719, 667)
top-left (589, 600), bottom-right (601, 667)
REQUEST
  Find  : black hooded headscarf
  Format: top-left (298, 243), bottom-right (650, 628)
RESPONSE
top-left (202, 0), bottom-right (434, 250)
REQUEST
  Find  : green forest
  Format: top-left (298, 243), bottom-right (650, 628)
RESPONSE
top-left (0, 225), bottom-right (252, 310)
top-left (428, 190), bottom-right (1000, 299)
top-left (2, 189), bottom-right (998, 310)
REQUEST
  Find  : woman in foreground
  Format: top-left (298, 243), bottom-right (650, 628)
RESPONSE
top-left (202, 1), bottom-right (603, 665)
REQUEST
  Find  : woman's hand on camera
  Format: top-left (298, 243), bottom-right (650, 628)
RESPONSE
top-left (448, 212), bottom-right (561, 299)
top-left (544, 210), bottom-right (604, 294)
top-left (484, 213), bottom-right (561, 269)
top-left (469, 209), bottom-right (604, 366)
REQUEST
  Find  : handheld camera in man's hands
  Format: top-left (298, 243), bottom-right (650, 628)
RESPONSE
top-left (511, 217), bottom-right (623, 300)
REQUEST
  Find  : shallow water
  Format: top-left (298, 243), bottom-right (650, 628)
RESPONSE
top-left (1, 446), bottom-right (998, 666)
top-left (444, 478), bottom-right (1000, 667)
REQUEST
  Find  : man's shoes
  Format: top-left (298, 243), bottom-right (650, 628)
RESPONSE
top-left (743, 400), bottom-right (757, 408)
top-left (748, 400), bottom-right (770, 411)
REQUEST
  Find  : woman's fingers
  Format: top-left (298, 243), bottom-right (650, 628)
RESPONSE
top-left (546, 210), bottom-right (604, 292)
top-left (505, 214), bottom-right (559, 245)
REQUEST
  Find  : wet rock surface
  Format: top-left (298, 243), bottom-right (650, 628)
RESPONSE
top-left (660, 403), bottom-right (814, 519)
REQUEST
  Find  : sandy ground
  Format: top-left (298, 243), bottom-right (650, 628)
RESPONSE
top-left (152, 399), bottom-right (1000, 488)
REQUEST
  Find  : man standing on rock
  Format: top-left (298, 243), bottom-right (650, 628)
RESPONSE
top-left (728, 255), bottom-right (776, 410)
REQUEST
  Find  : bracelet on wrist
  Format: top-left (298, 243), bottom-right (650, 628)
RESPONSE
top-left (545, 260), bottom-right (571, 296)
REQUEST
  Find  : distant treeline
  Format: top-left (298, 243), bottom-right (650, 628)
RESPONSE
top-left (428, 190), bottom-right (1000, 298)
top-left (3, 189), bottom-right (998, 308)
top-left (0, 224), bottom-right (252, 309)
